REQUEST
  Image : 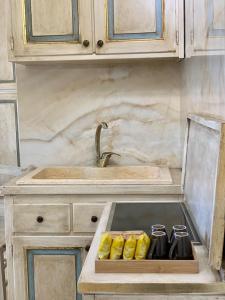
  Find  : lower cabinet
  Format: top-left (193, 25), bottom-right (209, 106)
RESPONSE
top-left (12, 236), bottom-right (92, 300)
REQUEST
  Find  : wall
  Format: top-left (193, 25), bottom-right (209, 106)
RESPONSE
top-left (16, 61), bottom-right (182, 169)
top-left (181, 56), bottom-right (225, 123)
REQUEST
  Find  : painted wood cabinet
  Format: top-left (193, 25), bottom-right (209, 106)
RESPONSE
top-left (10, 0), bottom-right (93, 57)
top-left (5, 196), bottom-right (104, 300)
top-left (13, 237), bottom-right (87, 300)
top-left (186, 0), bottom-right (225, 57)
top-left (0, 0), bottom-right (14, 82)
top-left (9, 0), bottom-right (184, 61)
top-left (94, 0), bottom-right (183, 57)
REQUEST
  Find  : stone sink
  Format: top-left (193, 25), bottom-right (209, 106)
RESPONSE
top-left (16, 166), bottom-right (172, 185)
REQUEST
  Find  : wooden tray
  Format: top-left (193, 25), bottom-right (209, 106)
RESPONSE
top-left (95, 231), bottom-right (199, 274)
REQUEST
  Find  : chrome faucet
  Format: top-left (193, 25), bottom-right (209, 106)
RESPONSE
top-left (95, 122), bottom-right (120, 168)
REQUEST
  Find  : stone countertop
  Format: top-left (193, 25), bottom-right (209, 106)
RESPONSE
top-left (2, 168), bottom-right (182, 195)
top-left (78, 203), bottom-right (224, 295)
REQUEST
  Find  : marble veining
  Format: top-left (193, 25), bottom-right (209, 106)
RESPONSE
top-left (16, 62), bottom-right (181, 168)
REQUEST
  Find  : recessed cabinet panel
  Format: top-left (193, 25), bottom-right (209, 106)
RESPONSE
top-left (113, 0), bottom-right (157, 36)
top-left (94, 0), bottom-right (181, 56)
top-left (186, 0), bottom-right (225, 56)
top-left (26, 0), bottom-right (77, 41)
top-left (11, 0), bottom-right (93, 56)
top-left (28, 250), bottom-right (79, 300)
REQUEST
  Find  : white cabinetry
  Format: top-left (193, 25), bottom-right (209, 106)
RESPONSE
top-left (9, 0), bottom-right (184, 61)
top-left (5, 197), bottom-right (104, 300)
top-left (186, 0), bottom-right (225, 56)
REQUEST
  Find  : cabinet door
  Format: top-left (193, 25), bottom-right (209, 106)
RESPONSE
top-left (94, 0), bottom-right (183, 57)
top-left (0, 0), bottom-right (14, 82)
top-left (186, 0), bottom-right (225, 56)
top-left (11, 0), bottom-right (93, 57)
top-left (13, 236), bottom-right (92, 300)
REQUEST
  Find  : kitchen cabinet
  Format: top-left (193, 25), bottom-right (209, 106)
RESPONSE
top-left (0, 0), bottom-right (14, 82)
top-left (13, 237), bottom-right (89, 300)
top-left (4, 197), bottom-right (104, 300)
top-left (94, 0), bottom-right (183, 57)
top-left (186, 0), bottom-right (225, 57)
top-left (10, 0), bottom-right (93, 58)
top-left (8, 0), bottom-right (184, 62)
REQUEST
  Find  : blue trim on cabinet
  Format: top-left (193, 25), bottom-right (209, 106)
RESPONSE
top-left (107, 0), bottom-right (163, 40)
top-left (25, 0), bottom-right (79, 42)
top-left (27, 248), bottom-right (82, 300)
top-left (208, 1), bottom-right (225, 37)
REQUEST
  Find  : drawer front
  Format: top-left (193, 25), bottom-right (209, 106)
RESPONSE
top-left (13, 204), bottom-right (70, 233)
top-left (73, 203), bottom-right (104, 233)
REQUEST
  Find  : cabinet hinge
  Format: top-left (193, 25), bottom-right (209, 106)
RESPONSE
top-left (190, 30), bottom-right (194, 45)
top-left (176, 30), bottom-right (179, 45)
top-left (10, 36), bottom-right (14, 50)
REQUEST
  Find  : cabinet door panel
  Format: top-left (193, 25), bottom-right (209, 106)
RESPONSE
top-left (0, 0), bottom-right (14, 81)
top-left (13, 236), bottom-right (92, 300)
top-left (113, 0), bottom-right (157, 35)
top-left (94, 0), bottom-right (180, 56)
top-left (26, 0), bottom-right (77, 41)
top-left (28, 249), bottom-right (80, 300)
top-left (11, 0), bottom-right (93, 56)
top-left (187, 0), bottom-right (225, 56)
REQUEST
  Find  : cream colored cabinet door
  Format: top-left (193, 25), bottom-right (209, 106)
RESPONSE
top-left (186, 0), bottom-right (225, 56)
top-left (94, 0), bottom-right (184, 58)
top-left (10, 0), bottom-right (93, 58)
top-left (12, 236), bottom-right (92, 300)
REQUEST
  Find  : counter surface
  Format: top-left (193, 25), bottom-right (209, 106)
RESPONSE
top-left (3, 168), bottom-right (182, 195)
top-left (78, 203), bottom-right (225, 295)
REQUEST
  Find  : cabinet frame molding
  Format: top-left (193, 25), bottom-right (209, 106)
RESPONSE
top-left (27, 248), bottom-right (82, 300)
top-left (12, 236), bottom-right (92, 300)
top-left (24, 0), bottom-right (79, 43)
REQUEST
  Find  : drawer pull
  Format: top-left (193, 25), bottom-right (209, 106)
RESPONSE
top-left (97, 40), bottom-right (104, 48)
top-left (85, 245), bottom-right (90, 252)
top-left (36, 216), bottom-right (44, 223)
top-left (91, 216), bottom-right (98, 223)
top-left (83, 40), bottom-right (90, 47)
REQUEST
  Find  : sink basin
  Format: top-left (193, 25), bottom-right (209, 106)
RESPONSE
top-left (16, 166), bottom-right (172, 185)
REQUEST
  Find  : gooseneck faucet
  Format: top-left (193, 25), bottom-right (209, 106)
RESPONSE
top-left (95, 122), bottom-right (120, 168)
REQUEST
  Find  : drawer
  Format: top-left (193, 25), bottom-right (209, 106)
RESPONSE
top-left (73, 203), bottom-right (104, 233)
top-left (13, 204), bottom-right (70, 233)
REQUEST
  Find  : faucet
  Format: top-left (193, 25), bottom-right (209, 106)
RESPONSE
top-left (95, 122), bottom-right (120, 167)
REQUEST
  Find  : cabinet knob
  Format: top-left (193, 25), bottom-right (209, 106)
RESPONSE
top-left (85, 245), bottom-right (90, 252)
top-left (36, 216), bottom-right (44, 223)
top-left (97, 40), bottom-right (104, 48)
top-left (83, 40), bottom-right (90, 47)
top-left (91, 216), bottom-right (98, 223)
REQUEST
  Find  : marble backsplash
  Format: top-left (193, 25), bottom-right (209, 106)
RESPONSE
top-left (16, 61), bottom-right (182, 168)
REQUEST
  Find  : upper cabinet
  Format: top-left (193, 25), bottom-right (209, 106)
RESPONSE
top-left (10, 0), bottom-right (93, 57)
top-left (186, 0), bottom-right (225, 57)
top-left (8, 0), bottom-right (184, 62)
top-left (94, 0), bottom-right (183, 57)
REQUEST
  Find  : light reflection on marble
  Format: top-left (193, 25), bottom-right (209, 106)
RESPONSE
top-left (16, 61), bottom-right (181, 168)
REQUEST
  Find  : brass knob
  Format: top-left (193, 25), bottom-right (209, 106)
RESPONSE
top-left (83, 40), bottom-right (90, 47)
top-left (91, 216), bottom-right (98, 223)
top-left (97, 40), bottom-right (104, 48)
top-left (36, 216), bottom-right (44, 223)
top-left (85, 245), bottom-right (90, 252)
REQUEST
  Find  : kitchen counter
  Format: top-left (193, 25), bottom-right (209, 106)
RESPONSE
top-left (78, 203), bottom-right (225, 295)
top-left (2, 168), bottom-right (182, 196)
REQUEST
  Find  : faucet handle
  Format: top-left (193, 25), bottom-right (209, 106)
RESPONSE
top-left (101, 151), bottom-right (121, 158)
